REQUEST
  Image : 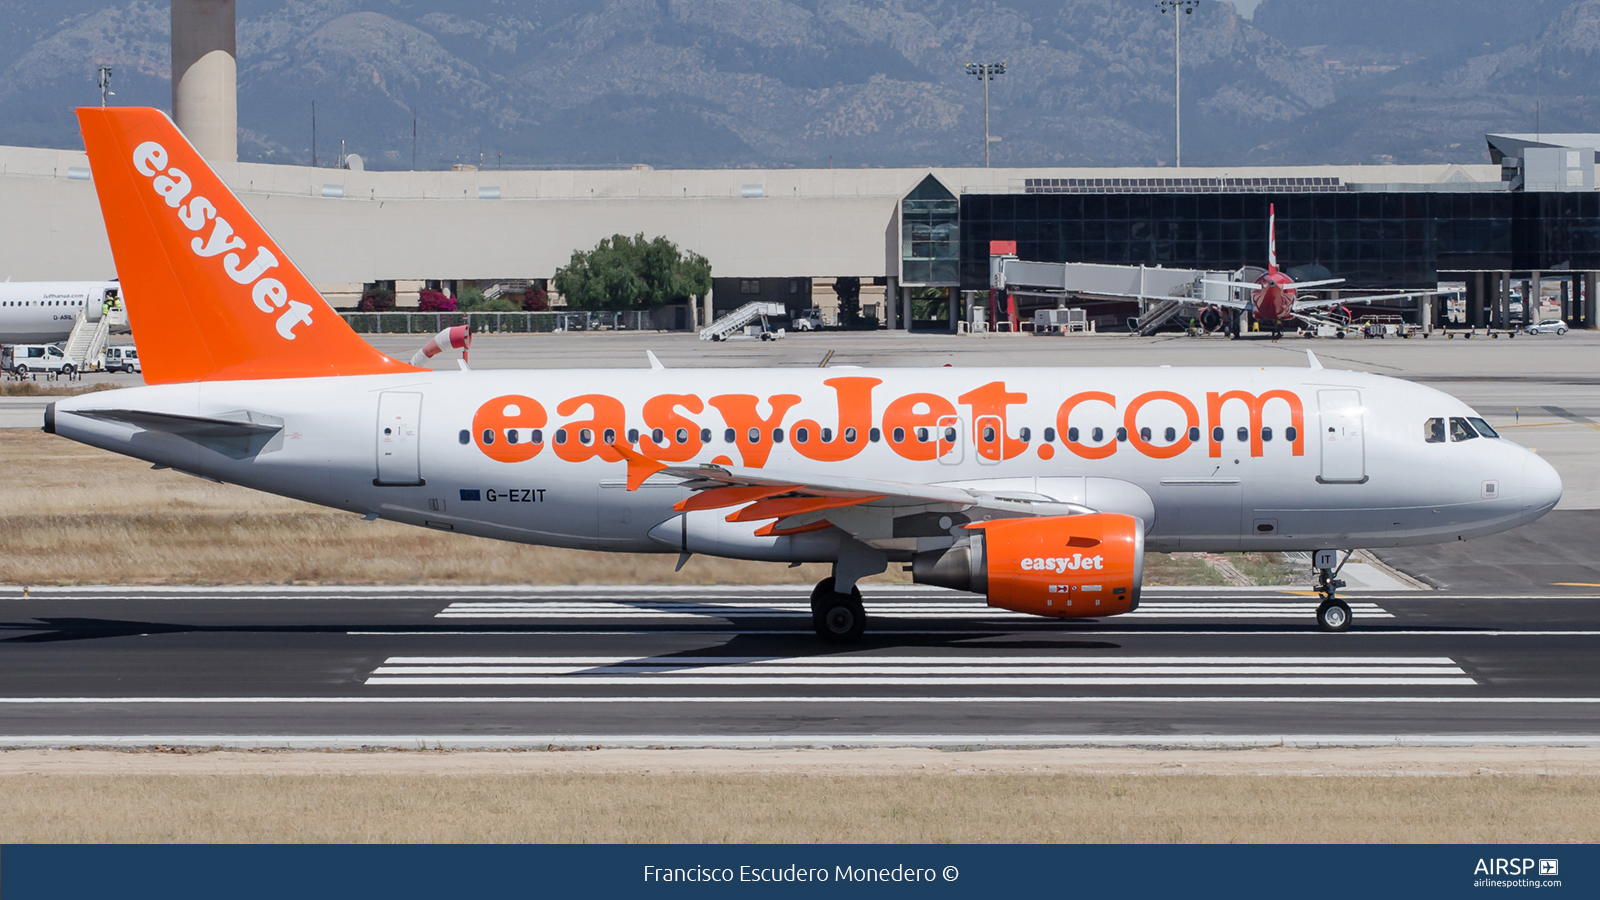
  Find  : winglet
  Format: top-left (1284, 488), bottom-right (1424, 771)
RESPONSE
top-left (647, 350), bottom-right (665, 370)
top-left (611, 441), bottom-right (668, 490)
top-left (1306, 349), bottom-right (1323, 370)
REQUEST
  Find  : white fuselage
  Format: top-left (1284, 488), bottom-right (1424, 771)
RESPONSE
top-left (50, 365), bottom-right (1561, 561)
top-left (0, 281), bottom-right (117, 344)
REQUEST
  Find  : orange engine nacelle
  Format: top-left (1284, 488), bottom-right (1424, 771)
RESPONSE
top-left (911, 513), bottom-right (1144, 618)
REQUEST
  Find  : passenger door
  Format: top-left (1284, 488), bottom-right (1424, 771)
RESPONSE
top-left (375, 391), bottom-right (424, 486)
top-left (1317, 389), bottom-right (1366, 483)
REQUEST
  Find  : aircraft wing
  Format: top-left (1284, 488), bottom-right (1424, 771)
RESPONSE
top-left (1292, 287), bottom-right (1463, 311)
top-left (613, 444), bottom-right (1093, 536)
top-left (1289, 278), bottom-right (1345, 290)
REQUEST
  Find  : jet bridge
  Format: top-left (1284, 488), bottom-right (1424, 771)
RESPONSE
top-left (988, 255), bottom-right (1237, 335)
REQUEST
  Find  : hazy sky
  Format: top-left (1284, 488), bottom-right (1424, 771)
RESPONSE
top-left (1227, 0), bottom-right (1264, 17)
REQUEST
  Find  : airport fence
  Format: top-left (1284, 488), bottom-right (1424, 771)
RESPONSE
top-left (339, 310), bottom-right (656, 335)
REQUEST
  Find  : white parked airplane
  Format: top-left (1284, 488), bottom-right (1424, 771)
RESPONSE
top-left (46, 107), bottom-right (1561, 639)
top-left (0, 280), bottom-right (120, 344)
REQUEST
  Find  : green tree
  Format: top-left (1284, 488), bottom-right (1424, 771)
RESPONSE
top-left (832, 276), bottom-right (861, 327)
top-left (553, 233), bottom-right (711, 311)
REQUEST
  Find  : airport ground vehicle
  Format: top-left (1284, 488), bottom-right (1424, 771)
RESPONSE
top-left (1526, 319), bottom-right (1570, 336)
top-left (8, 343), bottom-right (74, 376)
top-left (790, 308), bottom-right (824, 331)
top-left (101, 345), bottom-right (141, 373)
top-left (48, 107), bottom-right (1563, 641)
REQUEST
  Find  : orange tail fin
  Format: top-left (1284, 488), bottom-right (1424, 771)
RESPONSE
top-left (76, 107), bottom-right (418, 384)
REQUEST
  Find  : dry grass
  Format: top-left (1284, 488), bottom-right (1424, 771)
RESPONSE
top-left (2, 773), bottom-right (1596, 843)
top-left (0, 429), bottom-right (1227, 586)
top-left (0, 381), bottom-right (121, 397)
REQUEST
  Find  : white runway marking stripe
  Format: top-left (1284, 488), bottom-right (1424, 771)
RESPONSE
top-left (432, 600), bottom-right (1395, 620)
top-left (363, 654), bottom-right (1475, 688)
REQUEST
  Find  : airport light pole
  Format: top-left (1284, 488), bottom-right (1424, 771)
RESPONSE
top-left (97, 66), bottom-right (113, 107)
top-left (965, 62), bottom-right (1006, 167)
top-left (1158, 0), bottom-right (1198, 166)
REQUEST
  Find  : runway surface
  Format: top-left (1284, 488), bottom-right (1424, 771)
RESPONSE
top-left (1, 583), bottom-right (1597, 747)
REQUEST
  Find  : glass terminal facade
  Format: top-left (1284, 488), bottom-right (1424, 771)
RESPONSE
top-left (958, 190), bottom-right (1600, 291)
top-left (901, 175), bottom-right (960, 285)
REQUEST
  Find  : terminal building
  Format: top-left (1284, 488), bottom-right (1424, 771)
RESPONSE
top-left (1, 1), bottom-right (1593, 333)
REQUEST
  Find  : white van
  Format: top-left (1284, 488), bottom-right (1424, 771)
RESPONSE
top-left (103, 345), bottom-right (141, 373)
top-left (7, 344), bottom-right (74, 376)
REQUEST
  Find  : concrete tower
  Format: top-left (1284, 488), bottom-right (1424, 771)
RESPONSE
top-left (171, 0), bottom-right (237, 162)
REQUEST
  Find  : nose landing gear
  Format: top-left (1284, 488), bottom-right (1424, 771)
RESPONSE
top-left (1313, 549), bottom-right (1351, 633)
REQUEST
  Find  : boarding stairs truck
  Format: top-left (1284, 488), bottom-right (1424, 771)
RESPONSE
top-left (699, 301), bottom-right (787, 341)
top-left (61, 304), bottom-right (128, 371)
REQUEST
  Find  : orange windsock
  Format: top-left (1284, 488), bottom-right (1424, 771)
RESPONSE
top-left (75, 107), bottom-right (418, 384)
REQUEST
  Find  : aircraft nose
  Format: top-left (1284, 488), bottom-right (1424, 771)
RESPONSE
top-left (1521, 452), bottom-right (1563, 523)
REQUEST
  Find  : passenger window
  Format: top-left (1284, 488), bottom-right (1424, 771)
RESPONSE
top-left (1449, 417), bottom-right (1478, 442)
top-left (724, 428), bottom-right (736, 443)
top-left (1187, 426), bottom-right (1199, 442)
top-left (982, 425), bottom-right (997, 442)
top-left (1139, 427), bottom-right (1151, 442)
top-left (844, 427), bottom-right (857, 443)
top-left (651, 428), bottom-right (664, 444)
top-left (458, 430), bottom-right (470, 445)
top-left (700, 428), bottom-right (712, 443)
top-left (1212, 426), bottom-right (1224, 442)
top-left (1285, 426), bottom-right (1298, 442)
top-left (1467, 417), bottom-right (1499, 438)
top-left (1425, 418), bottom-right (1445, 443)
top-left (747, 428), bottom-right (761, 444)
top-left (627, 428), bottom-right (640, 443)
top-left (530, 429), bottom-right (543, 444)
top-left (893, 427), bottom-right (906, 443)
top-left (1262, 427), bottom-right (1273, 442)
top-left (821, 427), bottom-right (833, 442)
top-left (943, 426), bottom-right (958, 443)
top-left (1043, 427), bottom-right (1056, 442)
top-left (1093, 427), bottom-right (1104, 442)
top-left (1019, 427), bottom-right (1031, 442)
top-left (795, 427), bottom-right (810, 443)
top-left (869, 427), bottom-right (881, 442)
top-left (917, 427), bottom-right (929, 443)
top-left (507, 430), bottom-right (520, 444)
top-left (1067, 427), bottom-right (1079, 442)
top-left (1116, 427), bottom-right (1127, 442)
top-left (604, 428), bottom-right (617, 445)
top-left (675, 427), bottom-right (688, 444)
top-left (481, 429), bottom-right (495, 445)
top-left (579, 428), bottom-right (594, 445)
top-left (1163, 427), bottom-right (1176, 442)
top-left (1236, 427), bottom-right (1248, 442)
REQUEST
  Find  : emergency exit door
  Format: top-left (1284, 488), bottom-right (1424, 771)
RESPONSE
top-left (1317, 389), bottom-right (1366, 484)
top-left (376, 391), bottom-right (424, 486)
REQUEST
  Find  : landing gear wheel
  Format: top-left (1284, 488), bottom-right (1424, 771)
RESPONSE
top-left (811, 577), bottom-right (866, 644)
top-left (1316, 598), bottom-right (1352, 633)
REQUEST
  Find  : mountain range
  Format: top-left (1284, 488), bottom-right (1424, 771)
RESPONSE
top-left (0, 0), bottom-right (1592, 170)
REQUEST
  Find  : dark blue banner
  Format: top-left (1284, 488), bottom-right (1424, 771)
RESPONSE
top-left (3, 844), bottom-right (1592, 898)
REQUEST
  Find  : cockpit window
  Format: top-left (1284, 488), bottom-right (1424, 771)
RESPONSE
top-left (1425, 417), bottom-right (1445, 443)
top-left (1449, 417), bottom-right (1479, 442)
top-left (1468, 417), bottom-right (1500, 438)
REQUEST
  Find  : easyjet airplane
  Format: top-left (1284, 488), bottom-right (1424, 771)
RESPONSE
top-left (47, 108), bottom-right (1561, 640)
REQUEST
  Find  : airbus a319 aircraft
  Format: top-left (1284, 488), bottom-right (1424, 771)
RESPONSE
top-left (48, 108), bottom-right (1561, 640)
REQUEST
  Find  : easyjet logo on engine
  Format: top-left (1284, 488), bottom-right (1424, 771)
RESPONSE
top-left (131, 141), bottom-right (314, 340)
top-left (469, 383), bottom-right (1306, 467)
top-left (1021, 554), bottom-right (1104, 572)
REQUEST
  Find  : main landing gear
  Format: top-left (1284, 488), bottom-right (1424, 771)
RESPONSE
top-left (811, 577), bottom-right (866, 643)
top-left (1313, 549), bottom-right (1351, 633)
